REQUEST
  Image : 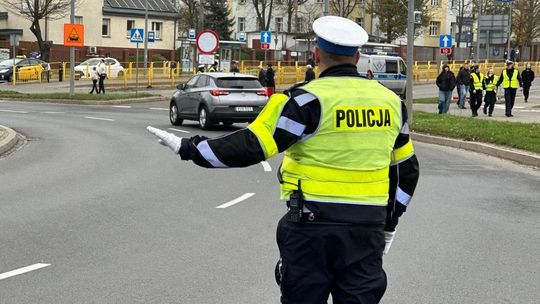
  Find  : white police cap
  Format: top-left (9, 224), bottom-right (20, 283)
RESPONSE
top-left (313, 16), bottom-right (368, 56)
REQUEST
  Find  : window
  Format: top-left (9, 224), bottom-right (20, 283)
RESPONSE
top-left (399, 59), bottom-right (407, 75)
top-left (126, 20), bottom-right (135, 37)
top-left (196, 75), bottom-right (209, 87)
top-left (430, 0), bottom-right (440, 6)
top-left (356, 17), bottom-right (364, 27)
top-left (429, 21), bottom-right (440, 36)
top-left (315, 0), bottom-right (324, 3)
top-left (185, 75), bottom-right (199, 89)
top-left (275, 17), bottom-right (283, 33)
top-left (74, 16), bottom-right (83, 24)
top-left (295, 17), bottom-right (303, 32)
top-left (238, 17), bottom-right (246, 32)
top-left (386, 60), bottom-right (398, 74)
top-left (102, 19), bottom-right (110, 37)
top-left (152, 22), bottom-right (163, 39)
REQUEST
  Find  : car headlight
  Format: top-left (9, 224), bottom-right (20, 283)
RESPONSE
top-left (0, 69), bottom-right (9, 73)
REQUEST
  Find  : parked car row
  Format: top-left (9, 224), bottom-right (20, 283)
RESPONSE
top-left (74, 57), bottom-right (125, 79)
top-left (0, 58), bottom-right (50, 82)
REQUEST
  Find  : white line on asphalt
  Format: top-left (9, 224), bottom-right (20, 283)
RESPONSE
top-left (0, 263), bottom-right (51, 280)
top-left (41, 111), bottom-right (66, 114)
top-left (111, 105), bottom-right (132, 108)
top-left (0, 109), bottom-right (28, 114)
top-left (149, 107), bottom-right (169, 111)
top-left (216, 193), bottom-right (255, 209)
top-left (85, 116), bottom-right (115, 121)
top-left (168, 128), bottom-right (190, 134)
top-left (261, 161), bottom-right (272, 172)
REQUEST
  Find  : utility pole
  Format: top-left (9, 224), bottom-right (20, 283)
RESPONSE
top-left (507, 1), bottom-right (513, 58)
top-left (339, 0), bottom-right (344, 16)
top-left (69, 0), bottom-right (75, 95)
top-left (476, 0), bottom-right (482, 63)
top-left (199, 0), bottom-right (205, 30)
top-left (406, 0), bottom-right (414, 124)
top-left (144, 1), bottom-right (148, 71)
top-left (324, 0), bottom-right (329, 16)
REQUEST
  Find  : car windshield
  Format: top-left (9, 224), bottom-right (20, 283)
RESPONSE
top-left (80, 59), bottom-right (101, 66)
top-left (0, 59), bottom-right (22, 67)
top-left (216, 77), bottom-right (263, 89)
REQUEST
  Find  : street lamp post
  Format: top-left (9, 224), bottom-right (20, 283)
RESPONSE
top-left (406, 0), bottom-right (414, 124)
top-left (69, 0), bottom-right (75, 95)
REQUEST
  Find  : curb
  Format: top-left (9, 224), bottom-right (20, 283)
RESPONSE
top-left (0, 96), bottom-right (166, 105)
top-left (0, 125), bottom-right (18, 156)
top-left (412, 133), bottom-right (540, 168)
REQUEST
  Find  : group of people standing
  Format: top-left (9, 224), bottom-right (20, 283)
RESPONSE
top-left (257, 63), bottom-right (276, 95)
top-left (89, 58), bottom-right (107, 94)
top-left (436, 61), bottom-right (535, 117)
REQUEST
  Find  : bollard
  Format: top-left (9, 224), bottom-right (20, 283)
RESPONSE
top-left (59, 64), bottom-right (63, 82)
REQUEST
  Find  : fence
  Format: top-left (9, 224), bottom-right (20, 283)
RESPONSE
top-left (7, 59), bottom-right (540, 88)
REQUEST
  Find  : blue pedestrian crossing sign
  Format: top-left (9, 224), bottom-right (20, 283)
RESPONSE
top-left (148, 31), bottom-right (155, 43)
top-left (260, 31), bottom-right (271, 44)
top-left (189, 29), bottom-right (196, 39)
top-left (130, 28), bottom-right (144, 43)
top-left (439, 34), bottom-right (452, 48)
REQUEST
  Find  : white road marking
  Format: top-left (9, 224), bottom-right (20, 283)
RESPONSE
top-left (85, 116), bottom-right (114, 121)
top-left (111, 105), bottom-right (132, 108)
top-left (494, 105), bottom-right (525, 109)
top-left (168, 128), bottom-right (190, 134)
top-left (41, 111), bottom-right (66, 114)
top-left (0, 263), bottom-right (51, 280)
top-left (261, 161), bottom-right (272, 172)
top-left (149, 107), bottom-right (168, 111)
top-left (0, 109), bottom-right (28, 114)
top-left (216, 193), bottom-right (255, 209)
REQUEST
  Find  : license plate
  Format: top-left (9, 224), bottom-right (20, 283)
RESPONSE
top-left (235, 106), bottom-right (253, 112)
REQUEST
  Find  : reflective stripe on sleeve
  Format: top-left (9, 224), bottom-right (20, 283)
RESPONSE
top-left (396, 187), bottom-right (412, 206)
top-left (391, 139), bottom-right (414, 164)
top-left (401, 122), bottom-right (410, 134)
top-left (196, 141), bottom-right (228, 168)
top-left (276, 117), bottom-right (306, 136)
top-left (294, 93), bottom-right (317, 106)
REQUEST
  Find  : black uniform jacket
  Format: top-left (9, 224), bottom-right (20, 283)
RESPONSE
top-left (178, 64), bottom-right (420, 230)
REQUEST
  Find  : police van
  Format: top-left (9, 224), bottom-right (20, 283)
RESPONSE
top-left (357, 43), bottom-right (407, 98)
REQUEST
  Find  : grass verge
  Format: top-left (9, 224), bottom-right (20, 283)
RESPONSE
top-left (413, 97), bottom-right (438, 104)
top-left (412, 111), bottom-right (540, 153)
top-left (0, 90), bottom-right (155, 101)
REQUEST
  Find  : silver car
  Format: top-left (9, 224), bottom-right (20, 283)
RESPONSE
top-left (169, 73), bottom-right (269, 129)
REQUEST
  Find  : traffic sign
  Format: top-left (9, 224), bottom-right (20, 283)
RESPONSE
top-left (439, 34), bottom-right (452, 48)
top-left (196, 29), bottom-right (220, 54)
top-left (64, 24), bottom-right (84, 47)
top-left (261, 43), bottom-right (270, 50)
top-left (130, 28), bottom-right (144, 43)
top-left (189, 28), bottom-right (196, 39)
top-left (239, 32), bottom-right (246, 42)
top-left (260, 31), bottom-right (271, 44)
top-left (440, 47), bottom-right (452, 55)
top-left (148, 31), bottom-right (155, 43)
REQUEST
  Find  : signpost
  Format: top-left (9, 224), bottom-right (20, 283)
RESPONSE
top-left (440, 48), bottom-right (452, 55)
top-left (261, 43), bottom-right (270, 49)
top-left (130, 28), bottom-right (145, 95)
top-left (239, 32), bottom-right (246, 42)
top-left (147, 31), bottom-right (155, 43)
top-left (196, 30), bottom-right (220, 54)
top-left (189, 29), bottom-right (196, 40)
top-left (260, 31), bottom-right (272, 44)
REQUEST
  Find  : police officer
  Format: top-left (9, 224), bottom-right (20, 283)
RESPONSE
top-left (496, 60), bottom-right (523, 117)
top-left (208, 61), bottom-right (218, 72)
top-left (147, 16), bottom-right (419, 304)
top-left (469, 65), bottom-right (484, 117)
top-left (483, 68), bottom-right (498, 117)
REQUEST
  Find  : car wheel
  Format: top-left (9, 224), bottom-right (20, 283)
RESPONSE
top-left (170, 101), bottom-right (183, 126)
top-left (198, 105), bottom-right (213, 130)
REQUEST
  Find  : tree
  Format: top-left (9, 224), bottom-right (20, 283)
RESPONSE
top-left (5, 0), bottom-right (75, 62)
top-left (329, 0), bottom-right (359, 17)
top-left (368, 0), bottom-right (431, 41)
top-left (203, 0), bottom-right (234, 40)
top-left (251, 0), bottom-right (275, 31)
top-left (452, 0), bottom-right (474, 47)
top-left (511, 0), bottom-right (540, 47)
top-left (177, 0), bottom-right (200, 35)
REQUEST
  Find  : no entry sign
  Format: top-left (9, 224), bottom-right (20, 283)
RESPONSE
top-left (196, 30), bottom-right (220, 54)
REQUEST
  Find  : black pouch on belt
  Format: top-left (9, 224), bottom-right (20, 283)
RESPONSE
top-left (287, 188), bottom-right (304, 223)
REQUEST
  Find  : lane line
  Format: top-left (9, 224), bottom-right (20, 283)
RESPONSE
top-left (261, 161), bottom-right (272, 172)
top-left (216, 193), bottom-right (255, 209)
top-left (149, 107), bottom-right (168, 111)
top-left (111, 105), bottom-right (132, 109)
top-left (41, 111), bottom-right (66, 114)
top-left (0, 109), bottom-right (28, 114)
top-left (168, 128), bottom-right (190, 134)
top-left (85, 116), bottom-right (115, 121)
top-left (0, 263), bottom-right (51, 280)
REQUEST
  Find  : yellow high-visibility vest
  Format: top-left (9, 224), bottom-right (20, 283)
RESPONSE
top-left (471, 73), bottom-right (484, 90)
top-left (502, 69), bottom-right (519, 88)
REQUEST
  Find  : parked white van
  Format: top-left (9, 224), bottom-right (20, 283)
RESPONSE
top-left (356, 52), bottom-right (407, 98)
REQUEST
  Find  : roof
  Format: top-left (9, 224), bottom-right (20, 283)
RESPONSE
top-left (199, 72), bottom-right (257, 78)
top-left (103, 0), bottom-right (178, 19)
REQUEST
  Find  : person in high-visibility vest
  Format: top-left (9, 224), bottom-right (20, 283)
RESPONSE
top-left (496, 60), bottom-right (523, 117)
top-left (483, 68), bottom-right (498, 117)
top-left (469, 65), bottom-right (484, 117)
top-left (147, 16), bottom-right (420, 303)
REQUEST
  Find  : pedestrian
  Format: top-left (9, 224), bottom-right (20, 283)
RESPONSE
top-left (230, 60), bottom-right (240, 73)
top-left (307, 56), bottom-right (315, 68)
top-left (456, 62), bottom-right (471, 109)
top-left (510, 49), bottom-right (516, 62)
top-left (97, 58), bottom-right (107, 94)
top-left (208, 61), bottom-right (218, 72)
top-left (197, 64), bottom-right (205, 74)
top-left (435, 64), bottom-right (456, 114)
top-left (304, 64), bottom-right (316, 82)
top-left (515, 49), bottom-right (520, 62)
top-left (503, 50), bottom-right (508, 61)
top-left (266, 63), bottom-right (275, 96)
top-left (521, 63), bottom-right (535, 102)
top-left (258, 65), bottom-right (267, 87)
top-left (89, 67), bottom-right (99, 94)
top-left (496, 60), bottom-right (523, 117)
top-left (483, 68), bottom-right (498, 117)
top-left (469, 65), bottom-right (484, 117)
top-left (147, 15), bottom-right (419, 304)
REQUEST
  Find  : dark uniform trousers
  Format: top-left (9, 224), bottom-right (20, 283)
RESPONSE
top-left (484, 91), bottom-right (496, 115)
top-left (504, 88), bottom-right (517, 115)
top-left (470, 90), bottom-right (483, 115)
top-left (276, 215), bottom-right (387, 304)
